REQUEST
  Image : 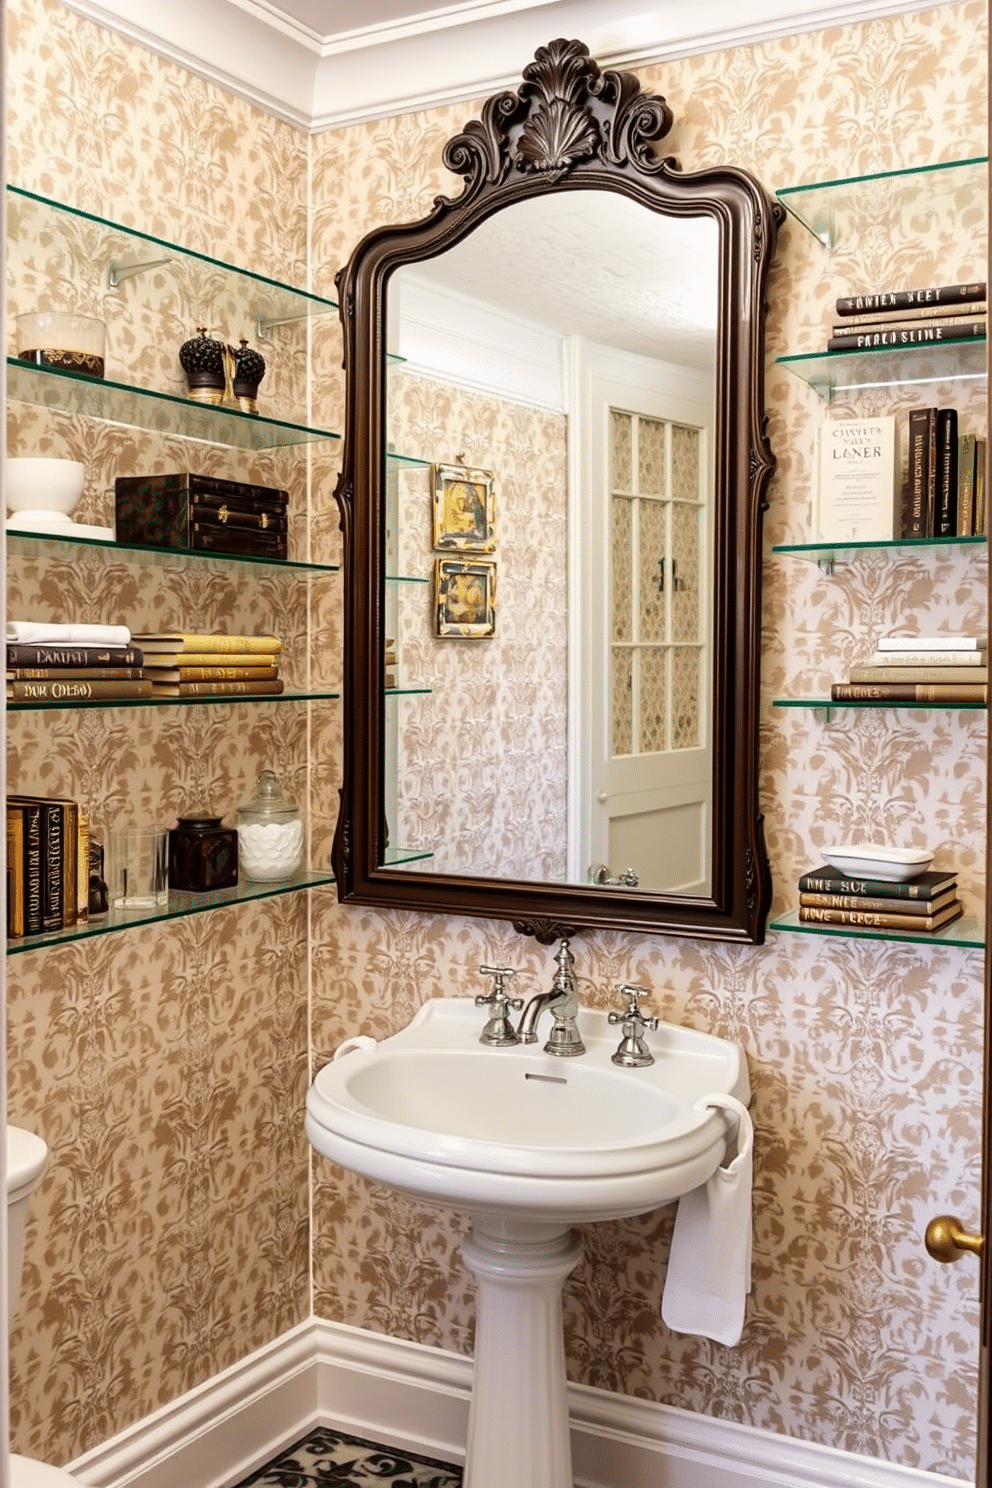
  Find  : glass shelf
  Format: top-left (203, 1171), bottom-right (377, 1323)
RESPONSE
top-left (7, 528), bottom-right (339, 573)
top-left (7, 689), bottom-right (339, 712)
top-left (776, 338), bottom-right (987, 398)
top-left (6, 867), bottom-right (337, 955)
top-left (774, 697), bottom-right (987, 712)
top-left (382, 846), bottom-right (435, 867)
top-left (385, 574), bottom-right (429, 585)
top-left (386, 450), bottom-right (431, 469)
top-left (385, 687), bottom-right (431, 697)
top-left (7, 359), bottom-right (340, 451)
top-left (775, 156), bottom-right (988, 248)
top-left (770, 908), bottom-right (984, 949)
top-left (773, 534), bottom-right (986, 565)
top-left (7, 185), bottom-right (337, 336)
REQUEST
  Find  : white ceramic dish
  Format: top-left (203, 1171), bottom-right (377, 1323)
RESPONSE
top-left (5, 456), bottom-right (85, 517)
top-left (823, 843), bottom-right (933, 881)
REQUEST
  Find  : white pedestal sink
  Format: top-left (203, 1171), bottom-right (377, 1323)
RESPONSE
top-left (306, 998), bottom-right (749, 1488)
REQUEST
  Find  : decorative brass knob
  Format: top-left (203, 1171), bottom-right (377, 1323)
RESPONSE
top-left (925, 1215), bottom-right (985, 1264)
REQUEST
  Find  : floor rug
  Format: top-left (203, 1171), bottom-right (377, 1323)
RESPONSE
top-left (233, 1425), bottom-right (462, 1488)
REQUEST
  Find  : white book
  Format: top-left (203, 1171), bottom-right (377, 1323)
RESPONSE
top-left (878, 635), bottom-right (987, 651)
top-left (814, 417), bottom-right (899, 542)
top-left (863, 649), bottom-right (986, 665)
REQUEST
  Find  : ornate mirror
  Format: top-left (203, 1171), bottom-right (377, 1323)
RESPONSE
top-left (332, 38), bottom-right (781, 943)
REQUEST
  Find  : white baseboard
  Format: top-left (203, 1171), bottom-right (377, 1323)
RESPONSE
top-left (65, 1318), bottom-right (966, 1488)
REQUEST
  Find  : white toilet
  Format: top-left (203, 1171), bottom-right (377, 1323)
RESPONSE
top-left (7, 1124), bottom-right (84, 1488)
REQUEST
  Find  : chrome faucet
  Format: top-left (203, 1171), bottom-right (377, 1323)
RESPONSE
top-left (516, 938), bottom-right (586, 1057)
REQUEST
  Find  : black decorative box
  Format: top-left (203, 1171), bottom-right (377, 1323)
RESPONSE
top-left (114, 472), bottom-right (289, 559)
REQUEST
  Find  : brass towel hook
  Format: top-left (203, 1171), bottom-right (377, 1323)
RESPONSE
top-left (924, 1215), bottom-right (985, 1264)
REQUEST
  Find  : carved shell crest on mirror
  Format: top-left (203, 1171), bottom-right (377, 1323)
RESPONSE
top-left (332, 36), bottom-right (780, 946)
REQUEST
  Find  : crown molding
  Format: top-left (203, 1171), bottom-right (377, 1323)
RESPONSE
top-left (59, 0), bottom-right (951, 133)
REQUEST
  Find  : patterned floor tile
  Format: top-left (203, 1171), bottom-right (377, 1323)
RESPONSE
top-left (234, 1426), bottom-right (462, 1488)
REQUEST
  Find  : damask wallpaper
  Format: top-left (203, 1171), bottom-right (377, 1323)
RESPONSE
top-left (3, 0), bottom-right (989, 1481)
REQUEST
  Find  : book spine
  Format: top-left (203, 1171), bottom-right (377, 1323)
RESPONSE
top-left (832, 302), bottom-right (988, 331)
top-left (906, 408), bottom-right (932, 537)
top-left (799, 890), bottom-right (952, 914)
top-left (150, 664), bottom-right (280, 682)
top-left (957, 432), bottom-right (977, 536)
top-left (796, 872), bottom-right (954, 899)
top-left (798, 905), bottom-right (961, 930)
top-left (21, 802), bottom-right (43, 935)
top-left (827, 320), bottom-right (986, 351)
top-left (77, 811), bottom-right (90, 923)
top-left (41, 801), bottom-right (63, 930)
top-left (848, 665), bottom-right (987, 684)
top-left (61, 800), bottom-right (78, 928)
top-left (6, 805), bottom-right (25, 937)
top-left (935, 408), bottom-right (958, 536)
top-left (830, 682), bottom-right (988, 703)
top-left (6, 679), bottom-right (155, 701)
top-left (7, 666), bottom-right (146, 682)
top-left (975, 439), bottom-right (987, 535)
top-left (135, 634), bottom-right (282, 654)
top-left (4, 644), bottom-right (144, 667)
top-left (161, 679), bottom-right (286, 697)
top-left (878, 635), bottom-right (986, 650)
top-left (862, 650), bottom-right (984, 665)
top-left (835, 281), bottom-right (987, 315)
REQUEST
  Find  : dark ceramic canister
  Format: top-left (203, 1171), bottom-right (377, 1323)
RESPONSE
top-left (230, 337), bottom-right (266, 413)
top-left (168, 814), bottom-right (238, 892)
top-left (178, 326), bottom-right (227, 403)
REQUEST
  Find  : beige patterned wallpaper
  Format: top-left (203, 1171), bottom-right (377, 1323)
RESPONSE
top-left (3, 0), bottom-right (989, 1481)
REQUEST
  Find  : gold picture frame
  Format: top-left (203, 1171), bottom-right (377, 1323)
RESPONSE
top-left (435, 558), bottom-right (497, 638)
top-left (432, 462), bottom-right (496, 551)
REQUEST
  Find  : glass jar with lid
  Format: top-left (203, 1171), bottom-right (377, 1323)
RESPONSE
top-left (236, 770), bottom-right (304, 881)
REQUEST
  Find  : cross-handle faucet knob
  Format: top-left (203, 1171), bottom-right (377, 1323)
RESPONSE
top-left (608, 984), bottom-right (659, 1067)
top-left (476, 965), bottom-right (524, 1046)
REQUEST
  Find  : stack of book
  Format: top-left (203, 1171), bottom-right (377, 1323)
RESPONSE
top-left (6, 628), bottom-right (149, 703)
top-left (6, 794), bottom-right (90, 936)
top-left (831, 634), bottom-right (987, 705)
top-left (903, 405), bottom-right (985, 538)
top-left (132, 632), bottom-right (285, 697)
top-left (796, 862), bottom-right (963, 934)
top-left (827, 279), bottom-right (986, 353)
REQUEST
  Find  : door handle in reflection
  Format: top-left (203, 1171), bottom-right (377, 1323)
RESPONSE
top-left (925, 1215), bottom-right (985, 1263)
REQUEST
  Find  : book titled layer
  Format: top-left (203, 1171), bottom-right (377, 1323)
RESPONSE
top-left (798, 902), bottom-right (963, 933)
top-left (835, 281), bottom-right (986, 316)
top-left (6, 678), bottom-right (155, 702)
top-left (827, 319), bottom-right (985, 351)
top-left (142, 664), bottom-right (280, 683)
top-left (797, 864), bottom-right (957, 899)
top-left (5, 643), bottom-right (144, 668)
top-left (830, 682), bottom-right (987, 703)
top-left (132, 632), bottom-right (282, 655)
top-left (814, 416), bottom-right (898, 542)
top-left (847, 664), bottom-right (987, 684)
top-left (799, 887), bottom-right (959, 916)
top-left (149, 678), bottom-right (286, 697)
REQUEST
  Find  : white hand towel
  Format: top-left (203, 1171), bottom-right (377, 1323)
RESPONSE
top-left (661, 1093), bottom-right (753, 1346)
top-left (7, 621), bottom-right (131, 646)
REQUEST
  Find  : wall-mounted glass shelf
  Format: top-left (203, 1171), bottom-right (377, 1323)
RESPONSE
top-left (777, 338), bottom-right (987, 397)
top-left (775, 156), bottom-right (988, 248)
top-left (771, 909), bottom-right (984, 950)
top-left (774, 696), bottom-right (987, 714)
top-left (7, 529), bottom-right (339, 573)
top-left (387, 451), bottom-right (432, 469)
top-left (382, 846), bottom-right (435, 867)
top-left (7, 359), bottom-right (340, 450)
top-left (6, 867), bottom-right (337, 955)
top-left (385, 574), bottom-right (430, 585)
top-left (773, 534), bottom-right (986, 563)
top-left (385, 687), bottom-right (431, 697)
top-left (6, 185), bottom-right (337, 337)
top-left (7, 688), bottom-right (339, 712)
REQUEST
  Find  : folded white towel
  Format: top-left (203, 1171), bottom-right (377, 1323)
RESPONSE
top-left (661, 1093), bottom-right (753, 1346)
top-left (7, 621), bottom-right (131, 646)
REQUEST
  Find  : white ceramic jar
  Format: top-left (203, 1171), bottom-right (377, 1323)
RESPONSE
top-left (236, 770), bottom-right (304, 881)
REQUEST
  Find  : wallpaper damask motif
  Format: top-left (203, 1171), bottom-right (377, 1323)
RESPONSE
top-left (3, 0), bottom-right (989, 1481)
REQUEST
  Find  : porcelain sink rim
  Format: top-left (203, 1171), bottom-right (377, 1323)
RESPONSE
top-left (306, 997), bottom-right (750, 1198)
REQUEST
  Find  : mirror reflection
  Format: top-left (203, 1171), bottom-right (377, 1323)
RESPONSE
top-left (384, 192), bottom-right (720, 892)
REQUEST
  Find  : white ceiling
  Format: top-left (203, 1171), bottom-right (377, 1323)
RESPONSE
top-left (59, 0), bottom-right (945, 130)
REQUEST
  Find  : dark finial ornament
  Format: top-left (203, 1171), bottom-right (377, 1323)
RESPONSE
top-left (178, 326), bottom-right (226, 403)
top-left (231, 337), bottom-right (266, 414)
top-left (441, 36), bottom-right (674, 199)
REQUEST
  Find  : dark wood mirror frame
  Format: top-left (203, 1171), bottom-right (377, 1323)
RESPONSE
top-left (331, 37), bottom-right (782, 945)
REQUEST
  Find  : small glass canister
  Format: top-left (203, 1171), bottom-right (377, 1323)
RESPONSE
top-left (168, 813), bottom-right (238, 892)
top-left (236, 770), bottom-right (304, 881)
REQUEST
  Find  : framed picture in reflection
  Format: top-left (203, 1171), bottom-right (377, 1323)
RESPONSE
top-left (435, 558), bottom-right (497, 638)
top-left (432, 462), bottom-right (496, 551)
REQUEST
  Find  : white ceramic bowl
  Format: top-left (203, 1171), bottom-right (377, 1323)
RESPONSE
top-left (823, 843), bottom-right (934, 882)
top-left (5, 457), bottom-right (85, 517)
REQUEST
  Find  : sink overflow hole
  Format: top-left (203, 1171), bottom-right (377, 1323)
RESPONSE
top-left (525, 1072), bottom-right (568, 1085)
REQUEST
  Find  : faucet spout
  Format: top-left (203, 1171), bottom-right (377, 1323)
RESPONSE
top-left (516, 938), bottom-right (586, 1057)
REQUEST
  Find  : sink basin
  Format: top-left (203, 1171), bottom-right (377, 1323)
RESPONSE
top-left (306, 996), bottom-right (749, 1222)
top-left (306, 995), bottom-right (750, 1488)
